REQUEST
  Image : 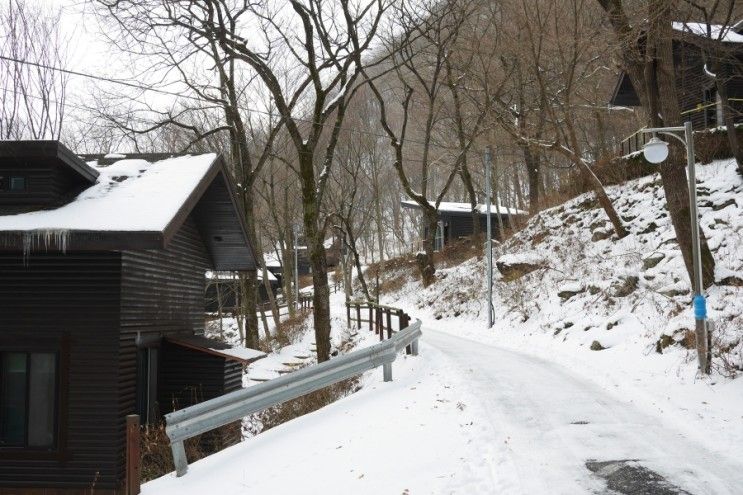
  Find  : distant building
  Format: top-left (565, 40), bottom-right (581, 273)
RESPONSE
top-left (205, 270), bottom-right (280, 313)
top-left (0, 141), bottom-right (265, 494)
top-left (401, 200), bottom-right (526, 250)
top-left (611, 21), bottom-right (743, 154)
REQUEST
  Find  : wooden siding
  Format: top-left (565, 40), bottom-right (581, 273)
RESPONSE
top-left (159, 342), bottom-right (234, 412)
top-left (116, 216), bottom-right (212, 480)
top-left (190, 172), bottom-right (255, 271)
top-left (436, 212), bottom-right (516, 244)
top-left (0, 160), bottom-right (89, 214)
top-left (0, 251), bottom-right (122, 491)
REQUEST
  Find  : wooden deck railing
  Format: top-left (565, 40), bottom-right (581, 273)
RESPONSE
top-left (346, 300), bottom-right (412, 350)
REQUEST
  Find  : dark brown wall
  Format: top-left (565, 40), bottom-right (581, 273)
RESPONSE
top-left (159, 342), bottom-right (239, 412)
top-left (0, 160), bottom-right (90, 214)
top-left (0, 251), bottom-right (122, 491)
top-left (116, 216), bottom-right (211, 481)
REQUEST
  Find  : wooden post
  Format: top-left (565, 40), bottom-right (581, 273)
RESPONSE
top-left (400, 312), bottom-right (412, 354)
top-left (368, 306), bottom-right (373, 332)
top-left (346, 302), bottom-right (351, 327)
top-left (386, 309), bottom-right (392, 339)
top-left (377, 307), bottom-right (383, 341)
top-left (125, 414), bottom-right (141, 495)
top-left (356, 304), bottom-right (361, 329)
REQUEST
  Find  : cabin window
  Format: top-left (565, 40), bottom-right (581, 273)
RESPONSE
top-left (0, 352), bottom-right (58, 449)
top-left (0, 175), bottom-right (27, 192)
top-left (434, 221), bottom-right (445, 252)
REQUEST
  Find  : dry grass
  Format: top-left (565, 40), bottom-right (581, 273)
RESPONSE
top-left (432, 238), bottom-right (481, 268)
top-left (249, 377), bottom-right (361, 434)
top-left (139, 421), bottom-right (239, 482)
top-left (258, 309), bottom-right (312, 351)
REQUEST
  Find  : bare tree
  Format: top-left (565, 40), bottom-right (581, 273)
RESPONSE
top-left (172, 0), bottom-right (390, 362)
top-left (493, 0), bottom-right (628, 238)
top-left (365, 0), bottom-right (490, 285)
top-left (0, 0), bottom-right (69, 140)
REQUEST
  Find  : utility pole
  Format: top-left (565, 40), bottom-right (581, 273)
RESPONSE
top-left (485, 146), bottom-right (494, 328)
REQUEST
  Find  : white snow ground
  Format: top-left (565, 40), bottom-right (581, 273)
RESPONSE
top-left (143, 324), bottom-right (743, 494)
top-left (142, 332), bottom-right (500, 494)
top-left (144, 159), bottom-right (743, 494)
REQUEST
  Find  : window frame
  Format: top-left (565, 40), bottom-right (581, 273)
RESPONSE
top-left (0, 174), bottom-right (28, 193)
top-left (0, 335), bottom-right (69, 461)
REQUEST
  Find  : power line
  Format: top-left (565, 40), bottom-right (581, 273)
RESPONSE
top-left (0, 54), bottom-right (464, 149)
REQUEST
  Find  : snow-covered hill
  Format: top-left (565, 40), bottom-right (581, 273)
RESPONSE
top-left (384, 158), bottom-right (743, 376)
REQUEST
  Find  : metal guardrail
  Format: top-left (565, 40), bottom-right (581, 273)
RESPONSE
top-left (164, 319), bottom-right (423, 477)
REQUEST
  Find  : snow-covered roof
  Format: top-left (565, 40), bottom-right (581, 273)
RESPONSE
top-left (166, 334), bottom-right (266, 364)
top-left (672, 22), bottom-right (743, 43)
top-left (0, 154), bottom-right (216, 232)
top-left (264, 252), bottom-right (282, 268)
top-left (401, 200), bottom-right (528, 216)
top-left (0, 145), bottom-right (256, 269)
top-left (206, 270), bottom-right (277, 282)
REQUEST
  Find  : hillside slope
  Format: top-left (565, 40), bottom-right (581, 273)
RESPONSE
top-left (385, 158), bottom-right (743, 374)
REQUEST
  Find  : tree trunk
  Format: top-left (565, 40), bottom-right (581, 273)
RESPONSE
top-left (372, 164), bottom-right (386, 264)
top-left (715, 63), bottom-right (743, 176)
top-left (417, 207), bottom-right (438, 286)
top-left (239, 271), bottom-right (260, 349)
top-left (261, 262), bottom-right (281, 332)
top-left (298, 150), bottom-right (332, 362)
top-left (524, 145), bottom-right (541, 215)
top-left (651, 7), bottom-right (716, 287)
top-left (460, 163), bottom-right (480, 239)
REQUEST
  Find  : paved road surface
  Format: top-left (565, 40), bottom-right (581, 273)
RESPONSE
top-left (425, 328), bottom-right (743, 494)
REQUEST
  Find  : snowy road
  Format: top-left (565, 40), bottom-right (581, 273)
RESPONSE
top-left (425, 328), bottom-right (743, 494)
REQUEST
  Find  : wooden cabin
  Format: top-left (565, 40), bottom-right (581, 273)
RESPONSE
top-left (612, 21), bottom-right (743, 153)
top-left (0, 141), bottom-right (265, 494)
top-left (401, 200), bottom-right (526, 250)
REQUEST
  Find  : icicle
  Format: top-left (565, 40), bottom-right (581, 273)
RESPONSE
top-left (21, 229), bottom-right (70, 264)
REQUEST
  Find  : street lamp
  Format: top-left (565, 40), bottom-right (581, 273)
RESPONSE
top-left (640, 121), bottom-right (709, 374)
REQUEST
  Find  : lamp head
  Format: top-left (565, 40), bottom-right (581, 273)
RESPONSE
top-left (643, 136), bottom-right (669, 164)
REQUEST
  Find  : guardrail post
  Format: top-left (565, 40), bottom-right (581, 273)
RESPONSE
top-left (411, 338), bottom-right (419, 356)
top-left (400, 312), bottom-right (412, 354)
top-left (383, 362), bottom-right (393, 382)
top-left (125, 414), bottom-right (140, 495)
top-left (172, 440), bottom-right (189, 477)
top-left (346, 302), bottom-right (350, 327)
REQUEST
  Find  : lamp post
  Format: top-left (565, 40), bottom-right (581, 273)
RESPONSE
top-left (484, 146), bottom-right (494, 328)
top-left (640, 120), bottom-right (709, 374)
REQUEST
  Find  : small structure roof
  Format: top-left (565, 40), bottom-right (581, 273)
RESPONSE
top-left (672, 22), bottom-right (743, 43)
top-left (206, 269), bottom-right (277, 282)
top-left (401, 199), bottom-right (528, 216)
top-left (166, 334), bottom-right (266, 365)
